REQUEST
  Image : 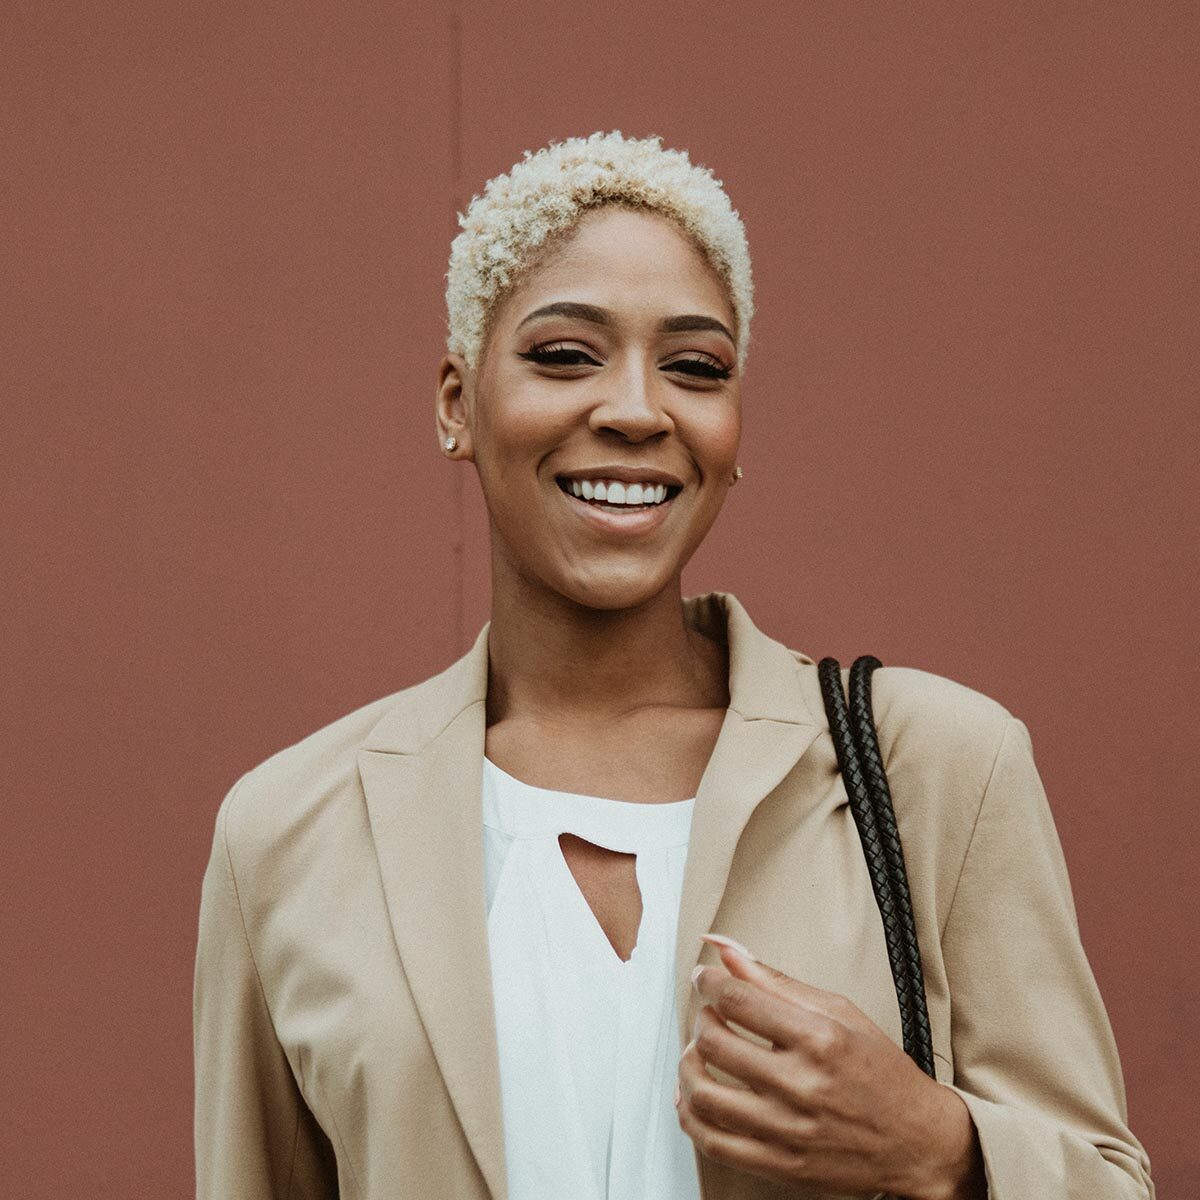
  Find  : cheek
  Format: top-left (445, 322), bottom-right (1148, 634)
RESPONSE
top-left (481, 386), bottom-right (575, 454)
top-left (472, 389), bottom-right (574, 509)
top-left (497, 403), bottom-right (560, 450)
top-left (694, 404), bottom-right (741, 466)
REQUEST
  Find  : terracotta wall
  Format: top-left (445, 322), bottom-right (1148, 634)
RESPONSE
top-left (2, 2), bottom-right (1195, 1193)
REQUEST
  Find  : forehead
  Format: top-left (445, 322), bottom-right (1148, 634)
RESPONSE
top-left (502, 206), bottom-right (734, 327)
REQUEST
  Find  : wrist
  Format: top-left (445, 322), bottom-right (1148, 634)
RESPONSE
top-left (901, 1083), bottom-right (987, 1200)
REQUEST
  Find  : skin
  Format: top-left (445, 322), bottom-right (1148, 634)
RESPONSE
top-left (683, 940), bottom-right (987, 1199)
top-left (437, 204), bottom-right (737, 719)
top-left (434, 203), bottom-right (984, 1199)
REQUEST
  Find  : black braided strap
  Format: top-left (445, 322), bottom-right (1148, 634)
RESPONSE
top-left (848, 656), bottom-right (936, 1080)
top-left (816, 659), bottom-right (914, 1040)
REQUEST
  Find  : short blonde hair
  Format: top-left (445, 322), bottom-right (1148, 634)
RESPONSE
top-left (445, 130), bottom-right (754, 372)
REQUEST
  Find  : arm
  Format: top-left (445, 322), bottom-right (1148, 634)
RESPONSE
top-left (193, 776), bottom-right (340, 1199)
top-left (936, 717), bottom-right (1155, 1199)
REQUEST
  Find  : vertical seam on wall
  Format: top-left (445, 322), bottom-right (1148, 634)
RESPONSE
top-left (449, 8), bottom-right (466, 654)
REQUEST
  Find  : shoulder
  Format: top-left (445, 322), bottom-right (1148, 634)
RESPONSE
top-left (787, 650), bottom-right (1031, 917)
top-left (212, 684), bottom-right (415, 874)
top-left (866, 663), bottom-right (1014, 761)
top-left (788, 649), bottom-right (1019, 797)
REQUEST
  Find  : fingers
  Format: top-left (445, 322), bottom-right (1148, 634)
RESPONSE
top-left (703, 936), bottom-right (856, 1022)
top-left (677, 1037), bottom-right (811, 1170)
top-left (676, 1099), bottom-right (809, 1182)
top-left (688, 1000), bottom-right (779, 1094)
top-left (692, 961), bottom-right (846, 1054)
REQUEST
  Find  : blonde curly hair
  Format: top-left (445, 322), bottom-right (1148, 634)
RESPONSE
top-left (445, 130), bottom-right (754, 373)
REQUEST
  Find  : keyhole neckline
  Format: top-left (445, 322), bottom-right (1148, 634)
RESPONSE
top-left (482, 756), bottom-right (696, 853)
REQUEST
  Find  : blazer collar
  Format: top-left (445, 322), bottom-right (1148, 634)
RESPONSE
top-left (357, 591), bottom-right (822, 1200)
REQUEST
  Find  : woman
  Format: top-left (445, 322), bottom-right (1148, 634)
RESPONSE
top-left (194, 131), bottom-right (1155, 1200)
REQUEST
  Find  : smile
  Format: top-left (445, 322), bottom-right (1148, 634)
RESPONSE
top-left (554, 475), bottom-right (683, 533)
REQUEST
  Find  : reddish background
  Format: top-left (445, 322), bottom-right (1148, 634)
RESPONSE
top-left (2, 2), bottom-right (1196, 1194)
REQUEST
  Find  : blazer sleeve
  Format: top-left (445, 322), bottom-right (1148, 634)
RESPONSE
top-left (938, 716), bottom-right (1155, 1199)
top-left (193, 775), bottom-right (341, 1199)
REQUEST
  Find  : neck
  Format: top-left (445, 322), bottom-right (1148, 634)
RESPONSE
top-left (484, 570), bottom-right (728, 728)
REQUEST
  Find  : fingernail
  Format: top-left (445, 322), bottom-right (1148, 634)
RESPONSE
top-left (700, 932), bottom-right (758, 962)
top-left (690, 964), bottom-right (704, 987)
top-left (674, 1081), bottom-right (681, 1106)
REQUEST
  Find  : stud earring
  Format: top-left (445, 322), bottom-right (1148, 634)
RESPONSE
top-left (444, 436), bottom-right (458, 453)
top-left (731, 465), bottom-right (743, 484)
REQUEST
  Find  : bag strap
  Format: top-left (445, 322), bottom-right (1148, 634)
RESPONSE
top-left (818, 656), bottom-right (936, 1079)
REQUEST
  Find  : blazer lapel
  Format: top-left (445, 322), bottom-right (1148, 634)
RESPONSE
top-left (356, 591), bottom-right (826, 1200)
top-left (669, 593), bottom-right (824, 1052)
top-left (357, 622), bottom-right (507, 1200)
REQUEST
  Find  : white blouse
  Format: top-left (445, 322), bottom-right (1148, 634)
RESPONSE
top-left (482, 756), bottom-right (703, 1200)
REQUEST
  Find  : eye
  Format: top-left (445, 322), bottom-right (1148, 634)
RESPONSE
top-left (667, 355), bottom-right (733, 381)
top-left (517, 342), bottom-right (598, 367)
top-left (517, 342), bottom-right (733, 381)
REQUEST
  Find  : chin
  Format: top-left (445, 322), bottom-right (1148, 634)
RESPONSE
top-left (556, 566), bottom-right (678, 613)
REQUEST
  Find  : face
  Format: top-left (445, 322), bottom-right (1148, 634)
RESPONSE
top-left (436, 204), bottom-right (742, 612)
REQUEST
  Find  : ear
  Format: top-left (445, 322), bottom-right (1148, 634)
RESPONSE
top-left (435, 353), bottom-right (474, 459)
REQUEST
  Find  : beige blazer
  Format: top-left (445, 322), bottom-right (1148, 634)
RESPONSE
top-left (193, 591), bottom-right (1154, 1200)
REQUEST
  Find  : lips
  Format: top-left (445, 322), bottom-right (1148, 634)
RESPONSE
top-left (553, 474), bottom-right (680, 533)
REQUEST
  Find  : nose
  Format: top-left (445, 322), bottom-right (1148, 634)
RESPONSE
top-left (586, 358), bottom-right (674, 443)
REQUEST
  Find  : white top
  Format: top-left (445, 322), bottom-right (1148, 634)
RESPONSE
top-left (482, 756), bottom-right (703, 1200)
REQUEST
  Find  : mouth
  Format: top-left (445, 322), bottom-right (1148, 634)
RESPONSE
top-left (553, 475), bottom-right (684, 533)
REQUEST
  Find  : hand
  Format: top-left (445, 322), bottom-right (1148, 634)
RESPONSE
top-left (675, 936), bottom-right (980, 1199)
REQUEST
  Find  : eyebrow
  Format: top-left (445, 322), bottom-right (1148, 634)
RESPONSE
top-left (515, 301), bottom-right (735, 345)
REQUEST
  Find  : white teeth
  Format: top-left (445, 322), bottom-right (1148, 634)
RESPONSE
top-left (560, 477), bottom-right (676, 507)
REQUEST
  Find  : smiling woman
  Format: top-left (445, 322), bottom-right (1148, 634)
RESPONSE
top-left (194, 131), bottom-right (1156, 1200)
top-left (437, 186), bottom-right (747, 616)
